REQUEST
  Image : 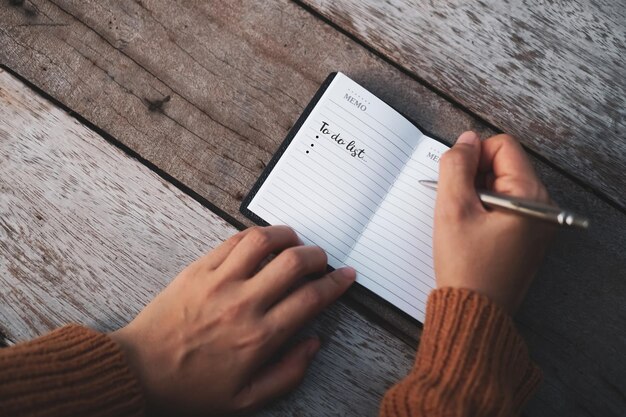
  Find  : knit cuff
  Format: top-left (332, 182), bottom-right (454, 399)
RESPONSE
top-left (0, 324), bottom-right (145, 417)
top-left (416, 287), bottom-right (542, 410)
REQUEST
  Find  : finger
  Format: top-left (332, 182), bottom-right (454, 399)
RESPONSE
top-left (246, 245), bottom-right (328, 309)
top-left (478, 134), bottom-right (535, 176)
top-left (478, 135), bottom-right (547, 201)
top-left (232, 338), bottom-right (320, 413)
top-left (196, 228), bottom-right (254, 270)
top-left (437, 131), bottom-right (484, 215)
top-left (218, 226), bottom-right (301, 279)
top-left (263, 267), bottom-right (355, 349)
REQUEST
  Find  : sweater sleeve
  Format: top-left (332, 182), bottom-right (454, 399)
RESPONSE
top-left (380, 288), bottom-right (542, 417)
top-left (0, 324), bottom-right (145, 417)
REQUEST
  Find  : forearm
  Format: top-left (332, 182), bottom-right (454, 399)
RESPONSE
top-left (380, 288), bottom-right (541, 417)
top-left (0, 325), bottom-right (144, 417)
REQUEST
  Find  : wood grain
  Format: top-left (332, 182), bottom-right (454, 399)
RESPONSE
top-left (1, 1), bottom-right (625, 415)
top-left (300, 0), bottom-right (626, 209)
top-left (0, 0), bottom-right (501, 227)
top-left (0, 69), bottom-right (416, 416)
top-left (0, 0), bottom-right (495, 340)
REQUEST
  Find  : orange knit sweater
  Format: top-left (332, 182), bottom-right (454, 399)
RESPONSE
top-left (0, 288), bottom-right (541, 417)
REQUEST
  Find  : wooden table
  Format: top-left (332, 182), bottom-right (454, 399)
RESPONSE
top-left (1, 1), bottom-right (624, 416)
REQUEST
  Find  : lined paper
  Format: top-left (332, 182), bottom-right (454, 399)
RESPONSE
top-left (247, 72), bottom-right (448, 322)
top-left (346, 139), bottom-right (447, 320)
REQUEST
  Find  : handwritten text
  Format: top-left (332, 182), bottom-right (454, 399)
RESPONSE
top-left (319, 121), bottom-right (366, 160)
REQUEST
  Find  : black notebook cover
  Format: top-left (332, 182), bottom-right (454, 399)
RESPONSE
top-left (239, 72), bottom-right (447, 327)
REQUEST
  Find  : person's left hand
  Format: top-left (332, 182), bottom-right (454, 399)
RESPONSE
top-left (110, 225), bottom-right (355, 416)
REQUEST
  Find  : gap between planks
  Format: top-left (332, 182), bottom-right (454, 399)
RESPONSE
top-left (292, 0), bottom-right (626, 217)
top-left (298, 0), bottom-right (626, 210)
top-left (0, 69), bottom-right (416, 416)
top-left (1, 2), bottom-right (625, 414)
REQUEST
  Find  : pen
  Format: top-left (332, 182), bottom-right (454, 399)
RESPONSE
top-left (418, 180), bottom-right (589, 229)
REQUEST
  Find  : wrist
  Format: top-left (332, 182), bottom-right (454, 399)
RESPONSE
top-left (418, 288), bottom-right (542, 406)
top-left (109, 328), bottom-right (151, 408)
top-left (436, 283), bottom-right (517, 314)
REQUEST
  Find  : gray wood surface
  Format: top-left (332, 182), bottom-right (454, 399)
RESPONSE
top-left (300, 0), bottom-right (626, 209)
top-left (0, 0), bottom-right (505, 227)
top-left (1, 1), bottom-right (625, 415)
top-left (0, 69), bottom-right (416, 417)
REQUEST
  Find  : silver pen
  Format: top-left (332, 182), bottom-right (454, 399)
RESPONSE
top-left (418, 180), bottom-right (589, 229)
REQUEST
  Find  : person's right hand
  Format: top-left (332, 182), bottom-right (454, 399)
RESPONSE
top-left (433, 131), bottom-right (554, 313)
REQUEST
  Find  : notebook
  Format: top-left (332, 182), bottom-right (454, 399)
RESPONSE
top-left (240, 72), bottom-right (449, 322)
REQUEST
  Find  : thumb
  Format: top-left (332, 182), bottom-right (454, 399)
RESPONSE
top-left (437, 131), bottom-right (482, 214)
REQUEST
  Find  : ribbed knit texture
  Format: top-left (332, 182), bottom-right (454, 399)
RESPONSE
top-left (0, 324), bottom-right (144, 417)
top-left (380, 288), bottom-right (542, 417)
top-left (0, 289), bottom-right (540, 417)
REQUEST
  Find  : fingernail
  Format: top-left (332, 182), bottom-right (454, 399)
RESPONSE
top-left (307, 338), bottom-right (321, 359)
top-left (337, 266), bottom-right (356, 283)
top-left (456, 131), bottom-right (479, 145)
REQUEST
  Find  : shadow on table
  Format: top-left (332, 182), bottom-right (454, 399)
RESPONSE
top-left (518, 174), bottom-right (626, 417)
top-left (339, 71), bottom-right (626, 417)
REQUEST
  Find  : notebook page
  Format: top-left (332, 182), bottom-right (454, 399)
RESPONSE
top-left (247, 72), bottom-right (422, 269)
top-left (346, 137), bottom-right (448, 321)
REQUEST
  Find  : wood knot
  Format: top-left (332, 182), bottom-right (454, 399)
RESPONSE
top-left (144, 95), bottom-right (171, 113)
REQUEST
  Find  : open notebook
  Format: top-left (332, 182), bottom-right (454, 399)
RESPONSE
top-left (241, 72), bottom-right (449, 322)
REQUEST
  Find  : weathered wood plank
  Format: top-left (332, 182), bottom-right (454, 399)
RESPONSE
top-left (0, 0), bottom-right (490, 340)
top-left (518, 167), bottom-right (626, 417)
top-left (1, 1), bottom-right (625, 415)
top-left (299, 0), bottom-right (626, 209)
top-left (0, 0), bottom-right (498, 227)
top-left (0, 69), bottom-right (416, 416)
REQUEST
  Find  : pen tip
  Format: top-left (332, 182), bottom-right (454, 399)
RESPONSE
top-left (418, 180), bottom-right (438, 191)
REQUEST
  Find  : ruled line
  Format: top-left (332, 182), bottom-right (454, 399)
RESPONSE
top-left (247, 75), bottom-right (451, 321)
top-left (293, 139), bottom-right (390, 202)
top-left (296, 136), bottom-right (435, 225)
top-left (268, 162), bottom-right (430, 258)
top-left (272, 176), bottom-right (369, 232)
top-left (259, 184), bottom-right (434, 296)
top-left (272, 172), bottom-right (434, 269)
top-left (280, 161), bottom-right (434, 252)
top-left (348, 243), bottom-right (433, 295)
top-left (263, 190), bottom-right (355, 253)
top-left (306, 113), bottom-right (438, 214)
top-left (285, 148), bottom-right (435, 242)
top-left (284, 158), bottom-right (382, 213)
top-left (301, 143), bottom-right (434, 222)
top-left (345, 254), bottom-right (430, 311)
top-left (257, 202), bottom-right (349, 263)
top-left (315, 112), bottom-right (409, 168)
top-left (266, 182), bottom-right (431, 293)
top-left (329, 98), bottom-right (414, 151)
top-left (261, 196), bottom-right (431, 304)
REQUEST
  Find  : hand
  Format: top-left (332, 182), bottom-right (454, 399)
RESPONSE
top-left (110, 226), bottom-right (355, 416)
top-left (434, 131), bottom-right (554, 313)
